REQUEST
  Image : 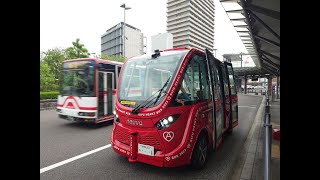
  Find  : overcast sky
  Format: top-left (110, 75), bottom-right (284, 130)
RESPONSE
top-left (40, 0), bottom-right (254, 66)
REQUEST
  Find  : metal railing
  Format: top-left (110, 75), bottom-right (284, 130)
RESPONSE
top-left (264, 93), bottom-right (272, 180)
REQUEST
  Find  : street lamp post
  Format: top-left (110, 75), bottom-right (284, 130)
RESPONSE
top-left (40, 51), bottom-right (44, 60)
top-left (120, 3), bottom-right (131, 58)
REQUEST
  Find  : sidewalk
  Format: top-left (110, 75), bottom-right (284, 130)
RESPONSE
top-left (253, 98), bottom-right (280, 180)
top-left (270, 98), bottom-right (280, 180)
top-left (239, 97), bottom-right (280, 180)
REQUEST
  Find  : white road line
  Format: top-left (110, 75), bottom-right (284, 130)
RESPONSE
top-left (239, 105), bottom-right (257, 108)
top-left (40, 144), bottom-right (112, 174)
top-left (239, 106), bottom-right (249, 108)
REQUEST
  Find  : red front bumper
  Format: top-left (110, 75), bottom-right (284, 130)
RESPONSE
top-left (111, 123), bottom-right (190, 167)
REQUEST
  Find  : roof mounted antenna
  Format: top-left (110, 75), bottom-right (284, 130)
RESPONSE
top-left (152, 49), bottom-right (160, 59)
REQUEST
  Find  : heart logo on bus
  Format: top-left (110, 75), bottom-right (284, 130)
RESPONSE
top-left (165, 156), bottom-right (170, 161)
top-left (163, 131), bottom-right (174, 142)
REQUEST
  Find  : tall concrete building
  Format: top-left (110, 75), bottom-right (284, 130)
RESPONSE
top-left (101, 22), bottom-right (144, 58)
top-left (167, 0), bottom-right (215, 53)
top-left (151, 33), bottom-right (173, 52)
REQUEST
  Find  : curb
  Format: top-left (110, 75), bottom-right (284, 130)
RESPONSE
top-left (227, 95), bottom-right (266, 180)
top-left (239, 95), bottom-right (265, 180)
top-left (40, 99), bottom-right (57, 111)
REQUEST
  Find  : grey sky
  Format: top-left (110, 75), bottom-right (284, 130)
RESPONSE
top-left (40, 0), bottom-right (254, 66)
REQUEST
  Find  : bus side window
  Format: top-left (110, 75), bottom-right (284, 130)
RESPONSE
top-left (171, 54), bottom-right (209, 106)
top-left (198, 55), bottom-right (209, 101)
top-left (227, 66), bottom-right (237, 95)
top-left (98, 73), bottom-right (104, 92)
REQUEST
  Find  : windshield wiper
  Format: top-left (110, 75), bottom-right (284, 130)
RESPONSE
top-left (131, 75), bottom-right (171, 114)
top-left (131, 91), bottom-right (160, 114)
top-left (153, 75), bottom-right (171, 105)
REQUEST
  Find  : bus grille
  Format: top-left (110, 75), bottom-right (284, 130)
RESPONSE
top-left (138, 135), bottom-right (161, 148)
top-left (114, 128), bottom-right (130, 145)
top-left (114, 126), bottom-right (162, 150)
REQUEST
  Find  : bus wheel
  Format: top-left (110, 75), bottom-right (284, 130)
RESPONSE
top-left (191, 134), bottom-right (208, 169)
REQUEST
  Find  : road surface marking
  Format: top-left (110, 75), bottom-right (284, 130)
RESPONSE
top-left (239, 105), bottom-right (257, 109)
top-left (40, 144), bottom-right (111, 174)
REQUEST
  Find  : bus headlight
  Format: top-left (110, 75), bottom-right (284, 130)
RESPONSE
top-left (155, 114), bottom-right (180, 130)
top-left (114, 112), bottom-right (120, 123)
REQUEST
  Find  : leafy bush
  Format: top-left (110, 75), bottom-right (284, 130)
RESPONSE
top-left (40, 84), bottom-right (59, 92)
top-left (40, 92), bottom-right (59, 100)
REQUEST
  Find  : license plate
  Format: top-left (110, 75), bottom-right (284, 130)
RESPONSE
top-left (138, 144), bottom-right (154, 156)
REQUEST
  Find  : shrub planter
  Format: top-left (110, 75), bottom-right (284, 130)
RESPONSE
top-left (40, 99), bottom-right (57, 111)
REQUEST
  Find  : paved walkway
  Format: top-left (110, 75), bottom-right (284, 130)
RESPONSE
top-left (230, 95), bottom-right (280, 180)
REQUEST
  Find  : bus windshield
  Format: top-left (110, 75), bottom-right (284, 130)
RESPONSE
top-left (60, 60), bottom-right (95, 97)
top-left (118, 51), bottom-right (187, 108)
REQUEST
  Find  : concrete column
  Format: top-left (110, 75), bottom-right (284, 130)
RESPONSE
top-left (276, 76), bottom-right (280, 99)
top-left (244, 75), bottom-right (247, 94)
top-left (238, 78), bottom-right (242, 93)
top-left (267, 76), bottom-right (272, 97)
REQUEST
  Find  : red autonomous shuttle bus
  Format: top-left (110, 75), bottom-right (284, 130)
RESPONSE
top-left (111, 48), bottom-right (238, 169)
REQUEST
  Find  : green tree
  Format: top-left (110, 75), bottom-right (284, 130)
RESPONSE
top-left (40, 61), bottom-right (57, 91)
top-left (65, 38), bottom-right (90, 59)
top-left (42, 47), bottom-right (65, 82)
top-left (99, 54), bottom-right (125, 62)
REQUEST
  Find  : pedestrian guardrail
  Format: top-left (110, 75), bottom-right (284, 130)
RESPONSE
top-left (264, 92), bottom-right (272, 180)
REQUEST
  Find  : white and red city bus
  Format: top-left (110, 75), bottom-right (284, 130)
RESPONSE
top-left (111, 48), bottom-right (238, 169)
top-left (57, 58), bottom-right (123, 124)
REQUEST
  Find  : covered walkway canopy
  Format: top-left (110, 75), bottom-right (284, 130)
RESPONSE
top-left (220, 0), bottom-right (280, 77)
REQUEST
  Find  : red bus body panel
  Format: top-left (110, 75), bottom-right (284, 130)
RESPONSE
top-left (111, 48), bottom-right (237, 167)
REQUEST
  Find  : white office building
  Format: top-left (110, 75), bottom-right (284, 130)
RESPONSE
top-left (151, 33), bottom-right (173, 52)
top-left (101, 22), bottom-right (144, 58)
top-left (167, 0), bottom-right (215, 53)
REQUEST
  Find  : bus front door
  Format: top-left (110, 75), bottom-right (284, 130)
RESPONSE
top-left (106, 72), bottom-right (114, 116)
top-left (98, 72), bottom-right (115, 118)
top-left (98, 72), bottom-right (106, 118)
top-left (221, 64), bottom-right (231, 131)
top-left (205, 49), bottom-right (224, 150)
top-left (226, 62), bottom-right (238, 128)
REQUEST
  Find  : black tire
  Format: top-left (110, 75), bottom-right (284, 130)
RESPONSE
top-left (191, 134), bottom-right (208, 169)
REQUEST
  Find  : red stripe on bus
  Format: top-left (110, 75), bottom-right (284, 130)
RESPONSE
top-left (57, 104), bottom-right (97, 110)
top-left (58, 96), bottom-right (97, 110)
top-left (96, 115), bottom-right (114, 122)
top-left (216, 135), bottom-right (223, 150)
top-left (112, 90), bottom-right (116, 94)
top-left (232, 121), bottom-right (238, 128)
top-left (104, 90), bottom-right (108, 94)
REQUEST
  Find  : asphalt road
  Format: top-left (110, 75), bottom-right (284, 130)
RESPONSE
top-left (40, 94), bottom-right (262, 180)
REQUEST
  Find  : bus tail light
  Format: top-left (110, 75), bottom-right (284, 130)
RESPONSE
top-left (87, 112), bottom-right (95, 117)
top-left (155, 114), bottom-right (180, 130)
